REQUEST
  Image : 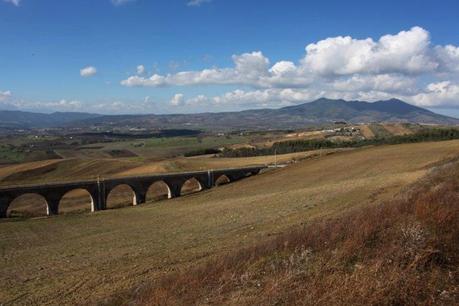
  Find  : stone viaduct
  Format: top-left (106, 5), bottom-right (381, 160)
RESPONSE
top-left (0, 166), bottom-right (265, 218)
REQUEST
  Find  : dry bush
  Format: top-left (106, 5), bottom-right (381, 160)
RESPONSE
top-left (104, 160), bottom-right (459, 306)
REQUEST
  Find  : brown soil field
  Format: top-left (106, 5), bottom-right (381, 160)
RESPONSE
top-left (382, 123), bottom-right (414, 135)
top-left (359, 124), bottom-right (375, 138)
top-left (1, 140), bottom-right (459, 304)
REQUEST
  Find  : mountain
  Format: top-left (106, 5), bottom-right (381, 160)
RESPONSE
top-left (275, 98), bottom-right (457, 124)
top-left (0, 111), bottom-right (101, 128)
top-left (1, 98), bottom-right (457, 130)
top-left (74, 98), bottom-right (459, 130)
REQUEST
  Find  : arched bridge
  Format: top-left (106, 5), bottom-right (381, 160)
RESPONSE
top-left (0, 166), bottom-right (265, 218)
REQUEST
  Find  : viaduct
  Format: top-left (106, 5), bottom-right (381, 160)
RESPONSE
top-left (0, 166), bottom-right (265, 218)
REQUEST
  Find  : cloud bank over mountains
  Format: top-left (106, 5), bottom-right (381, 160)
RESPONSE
top-left (1, 27), bottom-right (458, 114)
top-left (122, 26), bottom-right (459, 110)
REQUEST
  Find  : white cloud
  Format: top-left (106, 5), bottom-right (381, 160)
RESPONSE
top-left (136, 65), bottom-right (146, 75)
top-left (0, 90), bottom-right (12, 102)
top-left (111, 0), bottom-right (135, 6)
top-left (117, 26), bottom-right (459, 110)
top-left (331, 74), bottom-right (418, 95)
top-left (303, 26), bottom-right (437, 76)
top-left (411, 81), bottom-right (459, 107)
top-left (170, 93), bottom-right (185, 106)
top-left (177, 89), bottom-right (321, 109)
top-left (121, 27), bottom-right (459, 92)
top-left (121, 51), bottom-right (312, 88)
top-left (53, 99), bottom-right (82, 110)
top-left (3, 0), bottom-right (20, 6)
top-left (187, 0), bottom-right (212, 7)
top-left (435, 45), bottom-right (459, 73)
top-left (80, 66), bottom-right (97, 77)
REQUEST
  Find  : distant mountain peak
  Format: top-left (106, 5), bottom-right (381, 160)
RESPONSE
top-left (0, 98), bottom-right (457, 130)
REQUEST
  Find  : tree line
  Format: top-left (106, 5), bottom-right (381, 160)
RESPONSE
top-left (221, 128), bottom-right (459, 157)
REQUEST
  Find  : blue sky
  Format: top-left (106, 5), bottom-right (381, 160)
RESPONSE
top-left (1, 0), bottom-right (459, 115)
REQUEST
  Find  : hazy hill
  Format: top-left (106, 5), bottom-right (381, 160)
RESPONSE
top-left (0, 111), bottom-right (100, 129)
top-left (75, 98), bottom-right (459, 130)
top-left (1, 98), bottom-right (457, 130)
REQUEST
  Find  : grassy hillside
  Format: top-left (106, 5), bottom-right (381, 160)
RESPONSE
top-left (0, 140), bottom-right (458, 304)
top-left (1, 150), bottom-right (339, 217)
top-left (127, 155), bottom-right (458, 305)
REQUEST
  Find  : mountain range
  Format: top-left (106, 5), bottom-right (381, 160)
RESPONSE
top-left (1, 98), bottom-right (457, 130)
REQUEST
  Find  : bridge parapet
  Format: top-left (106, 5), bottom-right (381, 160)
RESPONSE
top-left (0, 166), bottom-right (266, 218)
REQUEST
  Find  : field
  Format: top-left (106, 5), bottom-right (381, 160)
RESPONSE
top-left (0, 123), bottom-right (424, 165)
top-left (1, 140), bottom-right (459, 304)
top-left (1, 150), bottom-right (341, 217)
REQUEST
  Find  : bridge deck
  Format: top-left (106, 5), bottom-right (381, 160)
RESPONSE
top-left (0, 165), bottom-right (266, 192)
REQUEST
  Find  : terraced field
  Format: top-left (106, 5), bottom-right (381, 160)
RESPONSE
top-left (1, 140), bottom-right (459, 305)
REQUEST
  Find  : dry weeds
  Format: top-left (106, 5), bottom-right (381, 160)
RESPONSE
top-left (112, 158), bottom-right (459, 305)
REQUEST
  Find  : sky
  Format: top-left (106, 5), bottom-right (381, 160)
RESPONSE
top-left (1, 0), bottom-right (459, 116)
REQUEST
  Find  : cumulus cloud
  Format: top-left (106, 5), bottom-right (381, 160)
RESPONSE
top-left (411, 81), bottom-right (459, 107)
top-left (121, 51), bottom-right (312, 88)
top-left (3, 0), bottom-right (20, 6)
top-left (0, 90), bottom-right (12, 102)
top-left (170, 93), bottom-right (185, 106)
top-left (121, 27), bottom-right (459, 92)
top-left (187, 0), bottom-right (212, 7)
top-left (136, 65), bottom-right (146, 75)
top-left (435, 45), bottom-right (459, 73)
top-left (331, 74), bottom-right (418, 95)
top-left (304, 26), bottom-right (437, 76)
top-left (80, 66), bottom-right (97, 77)
top-left (119, 26), bottom-right (459, 109)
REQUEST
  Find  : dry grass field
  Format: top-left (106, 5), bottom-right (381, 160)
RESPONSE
top-left (2, 150), bottom-right (337, 218)
top-left (131, 156), bottom-right (458, 305)
top-left (1, 140), bottom-right (459, 304)
top-left (0, 151), bottom-right (321, 187)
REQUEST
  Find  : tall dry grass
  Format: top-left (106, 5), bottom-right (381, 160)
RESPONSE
top-left (104, 159), bottom-right (459, 306)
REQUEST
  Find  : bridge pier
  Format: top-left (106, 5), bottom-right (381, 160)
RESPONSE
top-left (134, 190), bottom-right (147, 205)
top-left (0, 202), bottom-right (9, 218)
top-left (0, 193), bottom-right (12, 218)
top-left (168, 183), bottom-right (182, 198)
top-left (47, 200), bottom-right (59, 216)
top-left (46, 194), bottom-right (62, 216)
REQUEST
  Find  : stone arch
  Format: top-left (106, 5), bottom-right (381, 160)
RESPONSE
top-left (146, 181), bottom-right (172, 202)
top-left (7, 193), bottom-right (49, 218)
top-left (180, 177), bottom-right (202, 196)
top-left (59, 189), bottom-right (95, 214)
top-left (106, 184), bottom-right (137, 209)
top-left (215, 174), bottom-right (231, 186)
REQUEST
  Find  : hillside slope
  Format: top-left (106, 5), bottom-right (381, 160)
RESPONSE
top-left (127, 156), bottom-right (459, 305)
top-left (1, 140), bottom-right (459, 305)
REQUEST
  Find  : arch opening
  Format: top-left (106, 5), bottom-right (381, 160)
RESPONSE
top-left (59, 189), bottom-right (94, 214)
top-left (215, 174), bottom-right (231, 186)
top-left (180, 178), bottom-right (202, 196)
top-left (146, 181), bottom-right (171, 202)
top-left (106, 184), bottom-right (136, 209)
top-left (7, 193), bottom-right (48, 218)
